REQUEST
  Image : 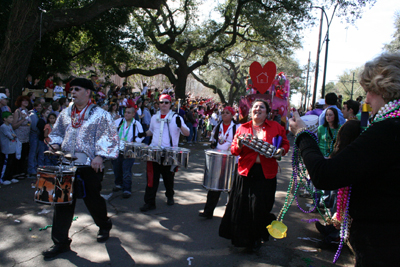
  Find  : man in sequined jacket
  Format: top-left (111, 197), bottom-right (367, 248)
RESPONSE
top-left (42, 78), bottom-right (118, 259)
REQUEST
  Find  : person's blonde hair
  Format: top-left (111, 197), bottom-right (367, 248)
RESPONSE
top-left (359, 53), bottom-right (400, 102)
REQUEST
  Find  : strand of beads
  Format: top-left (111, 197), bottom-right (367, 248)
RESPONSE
top-left (333, 186), bottom-right (352, 263)
top-left (336, 186), bottom-right (349, 222)
top-left (373, 100), bottom-right (400, 123)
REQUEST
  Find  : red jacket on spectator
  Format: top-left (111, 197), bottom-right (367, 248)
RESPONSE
top-left (231, 120), bottom-right (290, 179)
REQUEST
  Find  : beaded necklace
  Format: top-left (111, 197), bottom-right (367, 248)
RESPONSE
top-left (71, 100), bottom-right (92, 128)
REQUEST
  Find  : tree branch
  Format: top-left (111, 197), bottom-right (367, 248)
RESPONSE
top-left (191, 73), bottom-right (226, 104)
top-left (43, 0), bottom-right (163, 35)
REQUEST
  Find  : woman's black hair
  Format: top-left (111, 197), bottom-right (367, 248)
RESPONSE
top-left (323, 107), bottom-right (339, 129)
top-left (251, 99), bottom-right (271, 113)
top-left (108, 102), bottom-right (118, 112)
top-left (47, 113), bottom-right (57, 121)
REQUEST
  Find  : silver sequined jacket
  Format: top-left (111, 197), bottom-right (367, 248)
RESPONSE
top-left (49, 105), bottom-right (119, 165)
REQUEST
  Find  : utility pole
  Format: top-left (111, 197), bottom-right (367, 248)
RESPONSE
top-left (304, 51), bottom-right (311, 110)
top-left (350, 72), bottom-right (355, 100)
top-left (311, 10), bottom-right (324, 109)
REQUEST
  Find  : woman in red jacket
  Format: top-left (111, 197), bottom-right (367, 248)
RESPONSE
top-left (219, 99), bottom-right (290, 252)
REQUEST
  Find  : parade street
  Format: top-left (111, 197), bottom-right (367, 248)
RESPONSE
top-left (0, 135), bottom-right (354, 267)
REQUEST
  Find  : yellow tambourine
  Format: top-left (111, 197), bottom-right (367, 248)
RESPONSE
top-left (267, 220), bottom-right (288, 239)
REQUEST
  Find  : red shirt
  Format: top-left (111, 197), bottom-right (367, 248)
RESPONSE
top-left (45, 79), bottom-right (54, 89)
top-left (222, 123), bottom-right (229, 134)
top-left (231, 120), bottom-right (290, 179)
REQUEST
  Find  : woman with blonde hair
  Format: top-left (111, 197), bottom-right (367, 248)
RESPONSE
top-left (290, 53), bottom-right (400, 266)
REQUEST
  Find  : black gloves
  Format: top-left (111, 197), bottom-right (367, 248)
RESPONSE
top-left (138, 132), bottom-right (146, 138)
top-left (176, 115), bottom-right (182, 128)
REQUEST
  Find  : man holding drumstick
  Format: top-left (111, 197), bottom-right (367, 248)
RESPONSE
top-left (42, 78), bottom-right (118, 258)
top-left (138, 94), bottom-right (189, 212)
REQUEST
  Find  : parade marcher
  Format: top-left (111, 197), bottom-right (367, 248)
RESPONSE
top-left (199, 106), bottom-right (239, 219)
top-left (289, 53), bottom-right (400, 266)
top-left (27, 101), bottom-right (43, 178)
top-left (112, 106), bottom-right (144, 198)
top-left (219, 99), bottom-right (290, 252)
top-left (138, 94), bottom-right (190, 212)
top-left (42, 78), bottom-right (118, 259)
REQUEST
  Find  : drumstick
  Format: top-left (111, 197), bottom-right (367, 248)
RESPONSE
top-left (44, 139), bottom-right (58, 151)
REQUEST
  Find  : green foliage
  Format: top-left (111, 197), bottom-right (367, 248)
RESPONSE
top-left (385, 12), bottom-right (400, 53)
top-left (334, 67), bottom-right (364, 100)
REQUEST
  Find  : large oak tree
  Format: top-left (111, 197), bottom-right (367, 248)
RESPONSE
top-left (0, 0), bottom-right (162, 100)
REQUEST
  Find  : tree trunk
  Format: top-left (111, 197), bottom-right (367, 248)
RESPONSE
top-left (174, 68), bottom-right (189, 100)
top-left (0, 0), bottom-right (41, 105)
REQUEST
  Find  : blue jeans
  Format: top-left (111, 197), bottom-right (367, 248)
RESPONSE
top-left (193, 127), bottom-right (198, 142)
top-left (186, 122), bottom-right (193, 142)
top-left (112, 154), bottom-right (135, 192)
top-left (27, 132), bottom-right (39, 174)
top-left (37, 141), bottom-right (46, 167)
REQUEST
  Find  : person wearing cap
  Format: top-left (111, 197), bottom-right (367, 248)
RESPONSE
top-left (0, 93), bottom-right (11, 125)
top-left (305, 99), bottom-right (325, 117)
top-left (138, 94), bottom-right (190, 212)
top-left (318, 93), bottom-right (346, 126)
top-left (112, 105), bottom-right (144, 198)
top-left (199, 106), bottom-right (240, 219)
top-left (42, 78), bottom-right (118, 259)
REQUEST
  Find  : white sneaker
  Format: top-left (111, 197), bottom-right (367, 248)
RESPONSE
top-left (11, 179), bottom-right (19, 183)
top-left (1, 180), bottom-right (11, 185)
top-left (132, 173), bottom-right (142, 177)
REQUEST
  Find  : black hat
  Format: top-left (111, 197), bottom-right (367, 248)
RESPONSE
top-left (70, 78), bottom-right (95, 91)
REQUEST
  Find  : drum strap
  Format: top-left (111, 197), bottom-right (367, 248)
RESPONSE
top-left (117, 119), bottom-right (137, 142)
top-left (212, 122), bottom-right (237, 147)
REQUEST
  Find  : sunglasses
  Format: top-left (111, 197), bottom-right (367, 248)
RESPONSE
top-left (160, 101), bottom-right (170, 104)
top-left (70, 86), bottom-right (85, 92)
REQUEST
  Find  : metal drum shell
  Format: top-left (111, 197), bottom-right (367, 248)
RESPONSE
top-left (203, 149), bottom-right (236, 192)
top-left (124, 142), bottom-right (148, 159)
top-left (141, 146), bottom-right (163, 164)
top-left (163, 147), bottom-right (190, 168)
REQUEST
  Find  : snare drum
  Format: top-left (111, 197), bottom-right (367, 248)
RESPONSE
top-left (124, 142), bottom-right (148, 159)
top-left (203, 149), bottom-right (236, 192)
top-left (163, 147), bottom-right (190, 168)
top-left (141, 146), bottom-right (164, 164)
top-left (34, 166), bottom-right (77, 205)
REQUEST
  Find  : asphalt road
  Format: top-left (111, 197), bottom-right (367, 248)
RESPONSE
top-left (0, 135), bottom-right (355, 267)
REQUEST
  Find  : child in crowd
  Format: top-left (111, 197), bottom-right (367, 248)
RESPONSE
top-left (37, 109), bottom-right (51, 168)
top-left (0, 112), bottom-right (19, 185)
top-left (53, 80), bottom-right (64, 99)
top-left (44, 113), bottom-right (58, 166)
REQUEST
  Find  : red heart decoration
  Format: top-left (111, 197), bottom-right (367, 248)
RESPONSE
top-left (249, 61), bottom-right (277, 94)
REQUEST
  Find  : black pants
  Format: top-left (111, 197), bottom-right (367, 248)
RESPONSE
top-left (0, 153), bottom-right (15, 180)
top-left (11, 142), bottom-right (29, 175)
top-left (144, 162), bottom-right (175, 205)
top-left (51, 166), bottom-right (111, 245)
top-left (203, 191), bottom-right (222, 216)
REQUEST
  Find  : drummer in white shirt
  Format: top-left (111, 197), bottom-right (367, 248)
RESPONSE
top-left (138, 94), bottom-right (190, 212)
top-left (199, 106), bottom-right (240, 219)
top-left (112, 106), bottom-right (144, 198)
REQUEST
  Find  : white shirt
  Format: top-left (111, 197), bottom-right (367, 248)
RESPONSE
top-left (141, 86), bottom-right (148, 96)
top-left (149, 111), bottom-right (188, 147)
top-left (210, 121), bottom-right (240, 151)
top-left (114, 118), bottom-right (144, 151)
top-left (210, 113), bottom-right (218, 126)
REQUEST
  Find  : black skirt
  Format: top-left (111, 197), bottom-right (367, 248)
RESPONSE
top-left (219, 164), bottom-right (277, 247)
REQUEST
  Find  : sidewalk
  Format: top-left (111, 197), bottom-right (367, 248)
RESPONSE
top-left (0, 136), bottom-right (354, 266)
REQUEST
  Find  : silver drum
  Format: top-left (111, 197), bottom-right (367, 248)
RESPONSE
top-left (124, 142), bottom-right (148, 159)
top-left (203, 149), bottom-right (236, 192)
top-left (141, 146), bottom-right (163, 164)
top-left (163, 147), bottom-right (190, 168)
